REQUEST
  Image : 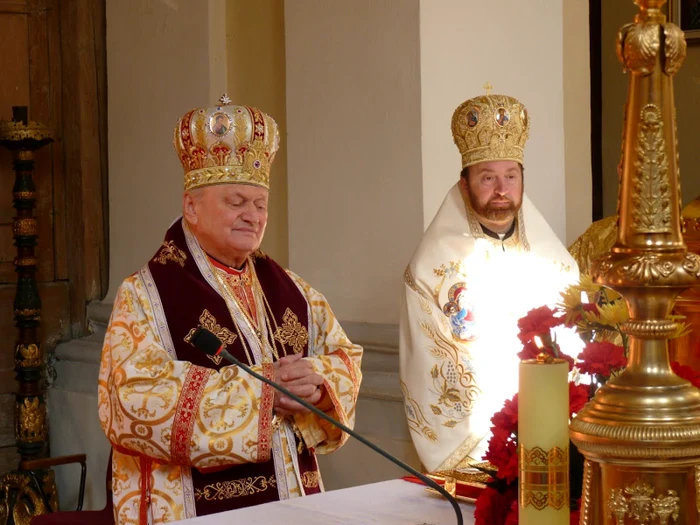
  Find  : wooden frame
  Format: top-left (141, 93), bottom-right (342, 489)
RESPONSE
top-left (590, 0), bottom-right (603, 221)
top-left (58, 0), bottom-right (110, 331)
top-left (669, 0), bottom-right (700, 42)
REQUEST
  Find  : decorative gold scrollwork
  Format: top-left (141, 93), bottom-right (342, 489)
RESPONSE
top-left (301, 471), bottom-right (320, 488)
top-left (12, 218), bottom-right (37, 237)
top-left (621, 254), bottom-right (675, 282)
top-left (0, 120), bottom-right (53, 142)
top-left (663, 23), bottom-right (687, 76)
top-left (13, 310), bottom-right (40, 321)
top-left (14, 344), bottom-right (42, 369)
top-left (519, 445), bottom-right (569, 511)
top-left (12, 192), bottom-right (36, 201)
top-left (695, 465), bottom-right (700, 515)
top-left (607, 479), bottom-right (680, 525)
top-left (618, 22), bottom-right (660, 75)
top-left (15, 398), bottom-right (46, 443)
top-left (13, 258), bottom-right (37, 268)
top-left (154, 240), bottom-right (187, 267)
top-left (184, 309), bottom-right (237, 366)
top-left (683, 253), bottom-right (700, 278)
top-left (632, 104), bottom-right (671, 234)
top-left (0, 471), bottom-right (48, 525)
top-left (273, 308), bottom-right (309, 354)
top-left (194, 475), bottom-right (276, 501)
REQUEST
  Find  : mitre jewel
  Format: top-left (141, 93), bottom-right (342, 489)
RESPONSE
top-left (173, 99), bottom-right (280, 191)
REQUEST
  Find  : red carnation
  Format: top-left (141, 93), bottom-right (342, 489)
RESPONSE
top-left (517, 305), bottom-right (563, 343)
top-left (490, 394), bottom-right (518, 434)
top-left (569, 382), bottom-right (590, 416)
top-left (671, 361), bottom-right (700, 389)
top-left (558, 350), bottom-right (576, 372)
top-left (517, 338), bottom-right (544, 361)
top-left (484, 435), bottom-right (518, 484)
top-left (576, 341), bottom-right (627, 378)
top-left (504, 500), bottom-right (519, 525)
top-left (571, 508), bottom-right (581, 525)
top-left (474, 486), bottom-right (516, 525)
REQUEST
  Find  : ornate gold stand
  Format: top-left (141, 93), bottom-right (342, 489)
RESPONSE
top-left (0, 107), bottom-right (56, 524)
top-left (569, 1), bottom-right (700, 523)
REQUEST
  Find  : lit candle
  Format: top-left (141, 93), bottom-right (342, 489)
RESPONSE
top-left (518, 353), bottom-right (569, 525)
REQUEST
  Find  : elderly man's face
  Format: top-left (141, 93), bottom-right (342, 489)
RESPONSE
top-left (461, 160), bottom-right (523, 231)
top-left (183, 184), bottom-right (268, 266)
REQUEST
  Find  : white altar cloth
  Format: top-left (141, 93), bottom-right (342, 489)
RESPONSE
top-left (173, 479), bottom-right (476, 525)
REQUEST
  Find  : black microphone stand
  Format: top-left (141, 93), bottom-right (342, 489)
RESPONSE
top-left (212, 348), bottom-right (464, 525)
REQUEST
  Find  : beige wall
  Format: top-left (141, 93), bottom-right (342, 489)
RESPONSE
top-left (226, 0), bottom-right (289, 266)
top-left (285, 0), bottom-right (424, 325)
top-left (601, 3), bottom-right (700, 217)
top-left (419, 0), bottom-right (589, 243)
top-left (563, 0), bottom-right (593, 243)
top-left (106, 0), bottom-right (218, 299)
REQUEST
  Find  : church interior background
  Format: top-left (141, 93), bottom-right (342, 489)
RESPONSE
top-left (1, 0), bottom-right (700, 513)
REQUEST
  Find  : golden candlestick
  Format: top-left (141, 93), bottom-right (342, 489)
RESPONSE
top-left (569, 1), bottom-right (700, 523)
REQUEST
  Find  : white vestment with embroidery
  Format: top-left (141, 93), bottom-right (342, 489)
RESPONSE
top-left (400, 183), bottom-right (578, 472)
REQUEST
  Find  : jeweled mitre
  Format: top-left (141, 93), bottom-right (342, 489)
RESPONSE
top-left (451, 93), bottom-right (530, 169)
top-left (174, 96), bottom-right (280, 191)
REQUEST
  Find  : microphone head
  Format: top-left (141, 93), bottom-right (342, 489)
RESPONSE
top-left (188, 326), bottom-right (222, 355)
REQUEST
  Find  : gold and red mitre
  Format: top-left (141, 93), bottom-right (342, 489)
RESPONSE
top-left (451, 87), bottom-right (530, 169)
top-left (173, 94), bottom-right (280, 191)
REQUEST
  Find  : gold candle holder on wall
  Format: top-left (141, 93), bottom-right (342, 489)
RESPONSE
top-left (569, 1), bottom-right (700, 523)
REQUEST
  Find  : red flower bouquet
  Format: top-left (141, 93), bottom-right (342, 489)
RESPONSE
top-left (473, 276), bottom-right (692, 524)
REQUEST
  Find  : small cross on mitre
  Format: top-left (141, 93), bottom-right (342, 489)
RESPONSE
top-left (483, 82), bottom-right (494, 96)
top-left (218, 93), bottom-right (232, 105)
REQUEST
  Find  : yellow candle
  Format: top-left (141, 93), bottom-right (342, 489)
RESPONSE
top-left (518, 354), bottom-right (569, 525)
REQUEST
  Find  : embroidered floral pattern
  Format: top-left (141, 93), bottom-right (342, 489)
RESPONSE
top-left (184, 309), bottom-right (238, 365)
top-left (154, 240), bottom-right (187, 267)
top-left (301, 471), bottom-right (320, 488)
top-left (273, 308), bottom-right (309, 354)
top-left (194, 475), bottom-right (277, 501)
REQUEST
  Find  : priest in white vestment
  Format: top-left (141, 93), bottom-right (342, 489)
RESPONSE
top-left (399, 92), bottom-right (579, 473)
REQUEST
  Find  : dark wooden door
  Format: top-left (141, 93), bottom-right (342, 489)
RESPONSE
top-left (0, 0), bottom-right (107, 472)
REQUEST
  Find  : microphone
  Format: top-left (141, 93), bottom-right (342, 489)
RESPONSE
top-left (188, 326), bottom-right (464, 525)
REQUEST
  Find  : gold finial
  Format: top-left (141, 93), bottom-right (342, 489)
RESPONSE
top-left (218, 93), bottom-right (232, 106)
top-left (483, 82), bottom-right (493, 96)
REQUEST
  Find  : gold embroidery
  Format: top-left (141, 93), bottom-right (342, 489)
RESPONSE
top-left (403, 266), bottom-right (433, 314)
top-left (225, 272), bottom-right (251, 288)
top-left (185, 309), bottom-right (237, 365)
top-left (431, 261), bottom-right (465, 305)
top-left (273, 308), bottom-right (309, 354)
top-left (154, 240), bottom-right (187, 267)
top-left (250, 249), bottom-right (267, 262)
top-left (194, 475), bottom-right (276, 501)
top-left (419, 320), bottom-right (480, 419)
top-left (401, 380), bottom-right (438, 443)
top-left (301, 471), bottom-right (320, 488)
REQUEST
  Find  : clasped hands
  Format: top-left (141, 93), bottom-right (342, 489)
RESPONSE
top-left (273, 353), bottom-right (324, 416)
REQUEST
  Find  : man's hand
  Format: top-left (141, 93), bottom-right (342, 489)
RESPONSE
top-left (272, 353), bottom-right (324, 416)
